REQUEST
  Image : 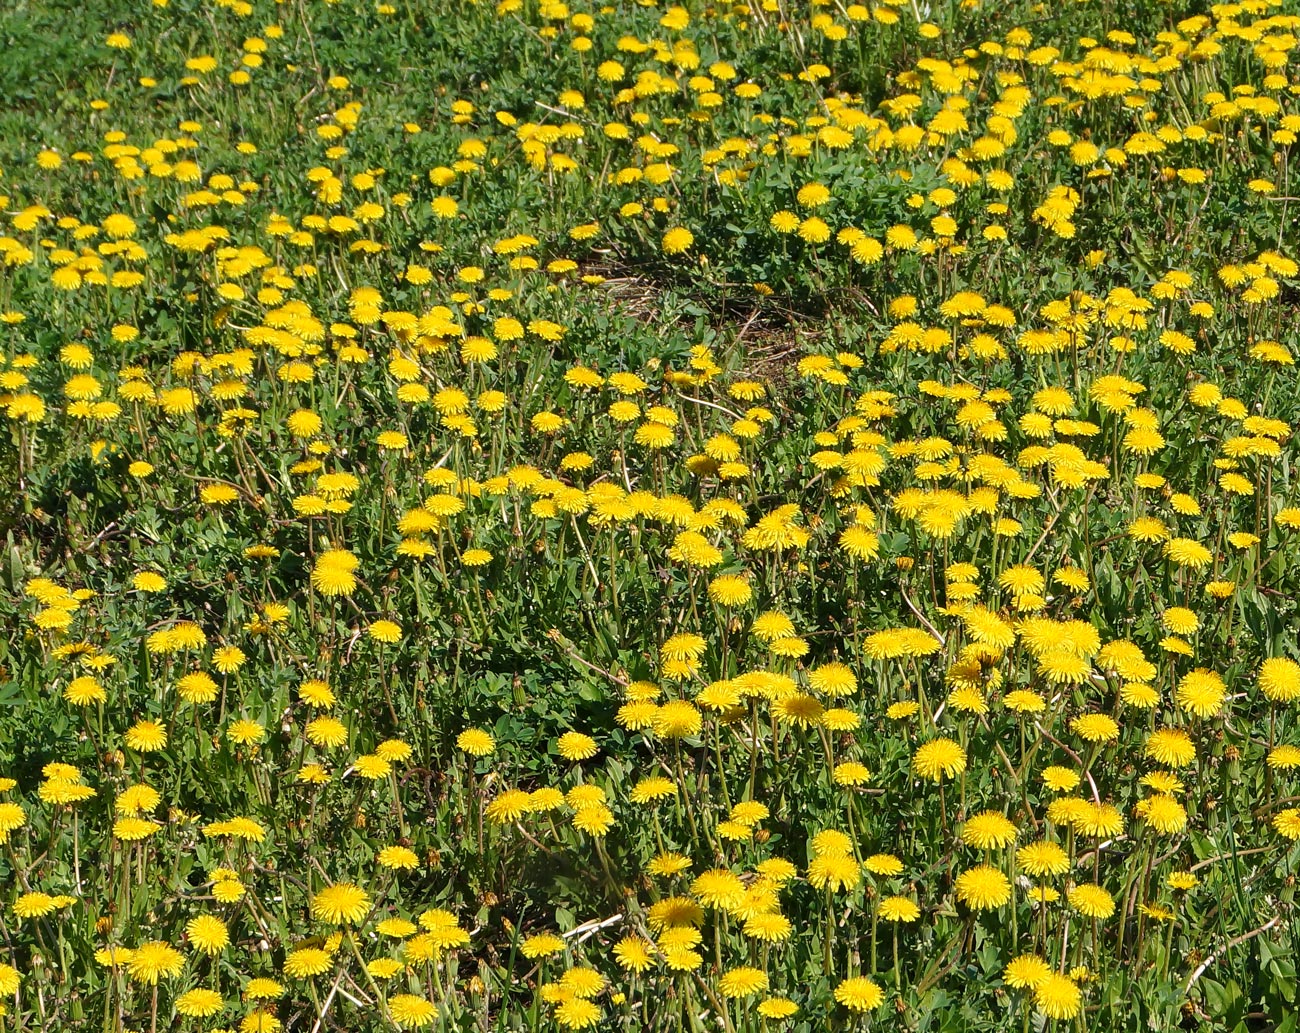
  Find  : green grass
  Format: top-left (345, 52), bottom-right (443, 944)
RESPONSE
top-left (0, 0), bottom-right (1299, 1030)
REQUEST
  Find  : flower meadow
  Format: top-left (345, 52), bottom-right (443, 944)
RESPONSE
top-left (2, 0), bottom-right (1300, 1029)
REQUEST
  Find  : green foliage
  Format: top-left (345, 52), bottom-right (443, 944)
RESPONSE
top-left (0, 0), bottom-right (1299, 1031)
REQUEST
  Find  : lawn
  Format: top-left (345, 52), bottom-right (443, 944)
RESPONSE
top-left (1, 0), bottom-right (1299, 1030)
